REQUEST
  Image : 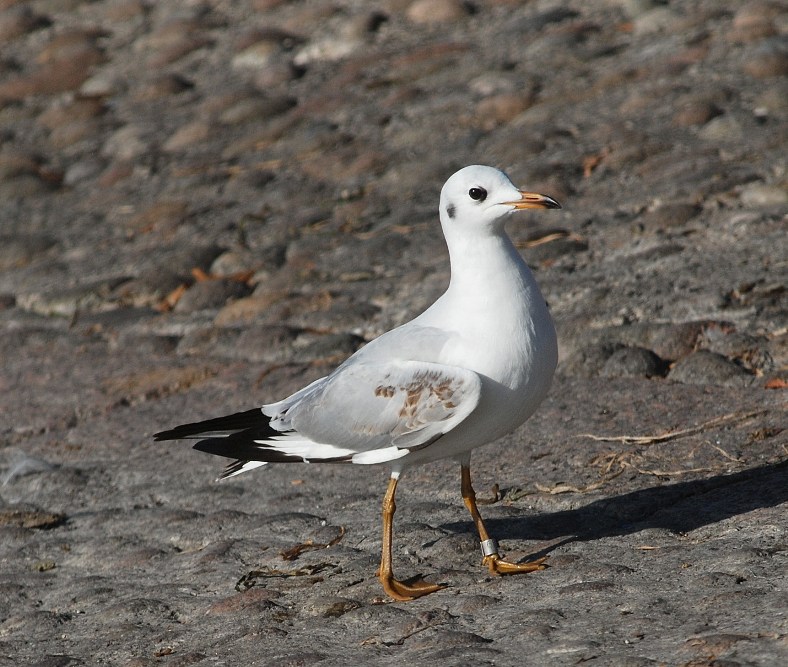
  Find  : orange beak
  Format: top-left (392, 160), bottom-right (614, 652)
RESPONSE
top-left (504, 191), bottom-right (562, 210)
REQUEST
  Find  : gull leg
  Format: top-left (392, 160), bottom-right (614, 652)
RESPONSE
top-left (378, 474), bottom-right (445, 601)
top-left (461, 464), bottom-right (547, 576)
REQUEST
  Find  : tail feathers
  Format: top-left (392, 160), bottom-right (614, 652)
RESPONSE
top-left (154, 408), bottom-right (271, 441)
top-left (220, 460), bottom-right (267, 480)
top-left (192, 429), bottom-right (303, 463)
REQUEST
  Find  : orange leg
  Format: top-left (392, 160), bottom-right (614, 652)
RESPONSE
top-left (461, 465), bottom-right (547, 575)
top-left (378, 475), bottom-right (446, 601)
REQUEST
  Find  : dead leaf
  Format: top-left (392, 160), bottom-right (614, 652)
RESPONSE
top-left (155, 283), bottom-right (187, 312)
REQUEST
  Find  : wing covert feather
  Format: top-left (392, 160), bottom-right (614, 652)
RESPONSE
top-left (272, 360), bottom-right (482, 454)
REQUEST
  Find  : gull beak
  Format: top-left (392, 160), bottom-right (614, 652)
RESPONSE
top-left (504, 191), bottom-right (562, 210)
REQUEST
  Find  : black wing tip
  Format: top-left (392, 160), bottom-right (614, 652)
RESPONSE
top-left (193, 437), bottom-right (303, 463)
top-left (153, 408), bottom-right (270, 441)
top-left (221, 459), bottom-right (251, 479)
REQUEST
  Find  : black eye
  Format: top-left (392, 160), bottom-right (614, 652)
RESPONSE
top-left (468, 187), bottom-right (487, 201)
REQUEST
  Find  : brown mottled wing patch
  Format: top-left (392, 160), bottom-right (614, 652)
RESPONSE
top-left (282, 360), bottom-right (482, 454)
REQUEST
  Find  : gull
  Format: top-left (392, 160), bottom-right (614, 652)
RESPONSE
top-left (155, 165), bottom-right (561, 601)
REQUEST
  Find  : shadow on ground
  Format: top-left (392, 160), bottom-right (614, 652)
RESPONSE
top-left (443, 460), bottom-right (788, 548)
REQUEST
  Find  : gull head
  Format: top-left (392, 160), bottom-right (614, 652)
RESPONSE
top-left (439, 165), bottom-right (560, 233)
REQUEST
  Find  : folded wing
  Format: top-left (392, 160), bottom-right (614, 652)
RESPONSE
top-left (155, 359), bottom-right (482, 477)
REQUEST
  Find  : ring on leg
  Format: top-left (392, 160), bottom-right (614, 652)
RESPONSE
top-left (462, 464), bottom-right (547, 577)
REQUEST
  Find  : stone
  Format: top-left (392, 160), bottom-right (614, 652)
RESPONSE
top-left (475, 92), bottom-right (535, 130)
top-left (0, 30), bottom-right (106, 101)
top-left (134, 19), bottom-right (213, 67)
top-left (218, 96), bottom-right (296, 125)
top-left (173, 279), bottom-right (253, 313)
top-left (406, 0), bottom-right (471, 25)
top-left (0, 233), bottom-right (56, 270)
top-left (63, 158), bottom-right (104, 187)
top-left (101, 125), bottom-right (150, 161)
top-left (739, 182), bottom-right (788, 207)
top-left (698, 115), bottom-right (745, 142)
top-left (601, 346), bottom-right (668, 379)
top-left (729, 2), bottom-right (783, 43)
top-left (672, 98), bottom-right (722, 127)
top-left (163, 121), bottom-right (211, 153)
top-left (742, 39), bottom-right (788, 78)
top-left (668, 350), bottom-right (755, 387)
top-left (637, 202), bottom-right (702, 233)
top-left (132, 74), bottom-right (194, 101)
top-left (0, 6), bottom-right (50, 42)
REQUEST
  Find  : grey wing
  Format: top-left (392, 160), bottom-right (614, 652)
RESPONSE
top-left (263, 359), bottom-right (482, 464)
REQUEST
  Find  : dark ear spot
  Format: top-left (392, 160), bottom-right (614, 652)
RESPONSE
top-left (446, 203), bottom-right (456, 219)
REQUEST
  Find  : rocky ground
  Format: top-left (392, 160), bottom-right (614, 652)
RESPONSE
top-left (1, 0), bottom-right (787, 665)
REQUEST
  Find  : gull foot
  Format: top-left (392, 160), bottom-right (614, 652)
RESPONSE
top-left (483, 554), bottom-right (548, 576)
top-left (379, 573), bottom-right (446, 601)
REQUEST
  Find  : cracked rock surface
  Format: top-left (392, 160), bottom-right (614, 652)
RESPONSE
top-left (1, 0), bottom-right (786, 665)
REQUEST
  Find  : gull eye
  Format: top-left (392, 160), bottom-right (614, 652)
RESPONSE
top-left (468, 187), bottom-right (487, 202)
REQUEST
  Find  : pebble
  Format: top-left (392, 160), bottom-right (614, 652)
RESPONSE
top-left (475, 92), bottom-right (535, 130)
top-left (0, 6), bottom-right (50, 42)
top-left (0, 233), bottom-right (56, 270)
top-left (302, 595), bottom-right (361, 618)
top-left (218, 95), bottom-right (296, 126)
top-left (49, 118), bottom-right (100, 149)
top-left (176, 324), bottom-right (296, 362)
top-left (206, 588), bottom-right (280, 615)
top-left (97, 161), bottom-right (134, 188)
top-left (134, 19), bottom-right (213, 67)
top-left (742, 38), bottom-right (788, 78)
top-left (100, 0), bottom-right (148, 23)
top-left (405, 0), bottom-right (471, 25)
top-left (700, 330), bottom-right (774, 374)
top-left (468, 72), bottom-right (519, 97)
top-left (252, 60), bottom-right (304, 89)
top-left (173, 279), bottom-right (253, 313)
top-left (101, 125), bottom-right (150, 161)
top-left (568, 322), bottom-right (715, 364)
top-left (162, 121), bottom-right (211, 153)
top-left (214, 293), bottom-right (286, 327)
top-left (80, 71), bottom-right (126, 97)
top-left (698, 115), bottom-right (745, 142)
top-left (729, 2), bottom-right (782, 43)
top-left (672, 98), bottom-right (722, 127)
top-left (561, 342), bottom-right (627, 379)
top-left (753, 80), bottom-right (788, 115)
top-left (739, 182), bottom-right (788, 207)
top-left (632, 7), bottom-right (681, 35)
top-left (668, 350), bottom-right (755, 387)
top-left (0, 151), bottom-right (42, 181)
top-left (600, 346), bottom-right (668, 379)
top-left (37, 97), bottom-right (106, 130)
top-left (35, 28), bottom-right (106, 64)
top-left (18, 277), bottom-right (128, 318)
top-left (637, 202), bottom-right (702, 233)
top-left (233, 41), bottom-right (284, 70)
top-left (113, 270), bottom-right (187, 308)
top-left (132, 74), bottom-right (194, 101)
top-left (0, 34), bottom-right (105, 100)
top-left (209, 250), bottom-right (261, 277)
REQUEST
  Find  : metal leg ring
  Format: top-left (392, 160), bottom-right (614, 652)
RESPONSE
top-left (480, 538), bottom-right (499, 557)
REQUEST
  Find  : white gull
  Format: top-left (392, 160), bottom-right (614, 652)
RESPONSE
top-left (155, 165), bottom-right (561, 600)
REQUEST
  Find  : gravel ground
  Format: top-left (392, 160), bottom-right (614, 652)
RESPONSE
top-left (1, 0), bottom-right (786, 665)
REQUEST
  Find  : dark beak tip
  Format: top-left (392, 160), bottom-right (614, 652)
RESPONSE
top-left (546, 197), bottom-right (562, 210)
